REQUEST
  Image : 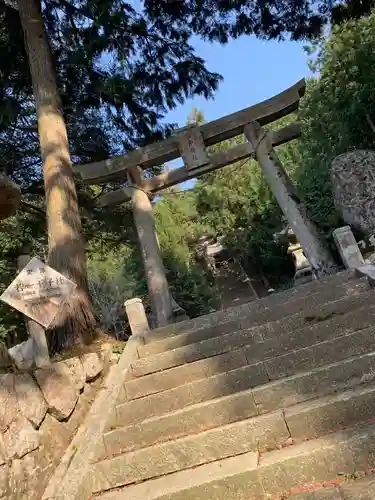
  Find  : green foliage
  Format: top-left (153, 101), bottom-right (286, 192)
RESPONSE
top-left (145, 0), bottom-right (373, 42)
top-left (296, 13), bottom-right (375, 236)
top-left (194, 126), bottom-right (297, 287)
top-left (154, 191), bottom-right (217, 317)
top-left (3, 3), bottom-right (375, 341)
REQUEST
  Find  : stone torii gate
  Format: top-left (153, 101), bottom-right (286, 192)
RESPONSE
top-left (74, 79), bottom-right (338, 327)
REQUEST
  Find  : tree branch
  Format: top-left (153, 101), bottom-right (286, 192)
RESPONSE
top-left (20, 200), bottom-right (45, 218)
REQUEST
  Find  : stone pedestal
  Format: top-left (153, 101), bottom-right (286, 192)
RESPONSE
top-left (124, 298), bottom-right (150, 338)
top-left (333, 226), bottom-right (365, 269)
top-left (244, 122), bottom-right (338, 278)
top-left (130, 188), bottom-right (173, 327)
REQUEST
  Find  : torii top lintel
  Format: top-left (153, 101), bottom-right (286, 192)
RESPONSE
top-left (73, 79), bottom-right (305, 205)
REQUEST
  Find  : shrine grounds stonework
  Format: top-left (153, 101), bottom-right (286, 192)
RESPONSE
top-left (0, 348), bottom-right (110, 500)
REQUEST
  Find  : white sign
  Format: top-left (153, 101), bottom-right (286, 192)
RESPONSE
top-left (0, 257), bottom-right (77, 328)
top-left (178, 126), bottom-right (209, 170)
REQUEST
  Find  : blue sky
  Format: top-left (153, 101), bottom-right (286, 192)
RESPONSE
top-left (162, 35), bottom-right (313, 187)
top-left (165, 36), bottom-right (312, 126)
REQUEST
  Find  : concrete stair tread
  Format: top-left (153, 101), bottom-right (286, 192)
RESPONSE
top-left (102, 382), bottom-right (375, 459)
top-left (288, 473), bottom-right (375, 499)
top-left (91, 420), bottom-right (375, 498)
top-left (143, 270), bottom-right (358, 345)
top-left (125, 326), bottom-right (375, 411)
top-left (127, 300), bottom-right (375, 399)
top-left (116, 347), bottom-right (375, 427)
top-left (132, 283), bottom-right (373, 378)
top-left (139, 278), bottom-right (369, 358)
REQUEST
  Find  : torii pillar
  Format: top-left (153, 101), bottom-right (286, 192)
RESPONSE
top-left (244, 122), bottom-right (338, 278)
top-left (128, 186), bottom-right (173, 327)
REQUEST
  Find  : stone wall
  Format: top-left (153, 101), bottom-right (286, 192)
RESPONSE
top-left (0, 350), bottom-right (109, 500)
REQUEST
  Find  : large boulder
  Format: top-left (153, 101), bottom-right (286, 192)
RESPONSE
top-left (331, 150), bottom-right (375, 234)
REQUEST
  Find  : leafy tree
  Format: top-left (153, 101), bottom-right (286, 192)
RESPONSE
top-left (145, 0), bottom-right (374, 41)
top-left (296, 11), bottom-right (375, 237)
top-left (0, 0), bottom-right (221, 349)
top-left (154, 190), bottom-right (217, 317)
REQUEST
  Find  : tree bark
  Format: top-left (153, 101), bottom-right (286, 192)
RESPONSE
top-left (18, 0), bottom-right (95, 350)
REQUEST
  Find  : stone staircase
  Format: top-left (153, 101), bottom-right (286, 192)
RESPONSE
top-left (64, 271), bottom-right (375, 499)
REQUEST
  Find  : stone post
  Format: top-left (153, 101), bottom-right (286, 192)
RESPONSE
top-left (333, 226), bottom-right (365, 269)
top-left (124, 298), bottom-right (150, 337)
top-left (244, 122), bottom-right (338, 278)
top-left (130, 187), bottom-right (173, 327)
top-left (17, 254), bottom-right (50, 367)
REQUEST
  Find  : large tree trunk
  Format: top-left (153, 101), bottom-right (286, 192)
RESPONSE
top-left (18, 0), bottom-right (95, 350)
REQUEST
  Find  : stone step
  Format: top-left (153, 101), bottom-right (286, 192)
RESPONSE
top-left (116, 346), bottom-right (375, 427)
top-left (94, 382), bottom-right (375, 491)
top-left (132, 284), bottom-right (373, 378)
top-left (103, 382), bottom-right (375, 458)
top-left (127, 299), bottom-right (375, 398)
top-left (139, 278), bottom-right (370, 358)
top-left (145, 270), bottom-right (357, 344)
top-left (92, 420), bottom-right (375, 499)
top-left (288, 473), bottom-right (375, 499)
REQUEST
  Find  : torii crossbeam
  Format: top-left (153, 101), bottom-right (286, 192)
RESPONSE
top-left (73, 79), bottom-right (306, 204)
top-left (73, 79), bottom-right (339, 328)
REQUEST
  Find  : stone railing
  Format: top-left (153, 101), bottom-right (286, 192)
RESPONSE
top-left (0, 348), bottom-right (110, 500)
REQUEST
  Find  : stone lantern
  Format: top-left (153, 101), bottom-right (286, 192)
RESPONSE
top-left (274, 222), bottom-right (313, 286)
top-left (0, 172), bottom-right (21, 221)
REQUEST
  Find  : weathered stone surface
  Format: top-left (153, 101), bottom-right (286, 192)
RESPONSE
top-left (34, 363), bottom-right (79, 420)
top-left (0, 464), bottom-right (9, 499)
top-left (93, 428), bottom-right (264, 493)
top-left (253, 351), bottom-right (375, 414)
top-left (132, 330), bottom-right (262, 378)
top-left (265, 327), bottom-right (375, 381)
top-left (126, 350), bottom-right (248, 400)
top-left (138, 320), bottom-right (242, 358)
top-left (259, 423), bottom-right (375, 497)
top-left (122, 362), bottom-right (268, 425)
top-left (104, 409), bottom-right (288, 462)
top-left (144, 271), bottom-right (357, 344)
top-left (65, 381), bottom-right (100, 436)
top-left (8, 338), bottom-right (36, 371)
top-left (340, 474), bottom-right (375, 499)
top-left (41, 335), bottom-right (143, 500)
top-left (333, 226), bottom-right (365, 269)
top-left (14, 373), bottom-right (47, 427)
top-left (8, 452), bottom-right (42, 500)
top-left (9, 459), bottom-right (25, 500)
top-left (93, 452), bottom-right (262, 500)
top-left (61, 357), bottom-right (85, 390)
top-left (289, 486), bottom-right (341, 499)
top-left (81, 353), bottom-right (103, 381)
top-left (0, 373), bottom-right (18, 432)
top-left (39, 414), bottom-right (69, 465)
top-left (4, 415), bottom-right (39, 459)
top-left (331, 150), bottom-right (375, 234)
top-left (110, 388), bottom-right (258, 451)
top-left (0, 436), bottom-right (5, 467)
top-left (285, 384), bottom-right (375, 441)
